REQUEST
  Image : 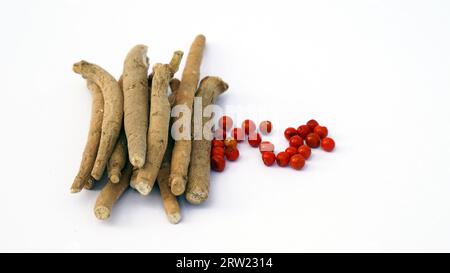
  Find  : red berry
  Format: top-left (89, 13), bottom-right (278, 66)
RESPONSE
top-left (225, 148), bottom-right (240, 161)
top-left (262, 152), bottom-right (276, 166)
top-left (242, 119), bottom-right (256, 135)
top-left (298, 145), bottom-right (311, 159)
top-left (214, 128), bottom-right (227, 140)
top-left (259, 141), bottom-right (274, 153)
top-left (248, 132), bottom-right (262, 147)
top-left (211, 146), bottom-right (225, 157)
top-left (259, 120), bottom-right (272, 134)
top-left (305, 133), bottom-right (321, 148)
top-left (211, 155), bottom-right (226, 172)
top-left (296, 125), bottom-right (311, 138)
top-left (306, 119), bottom-right (319, 131)
top-left (223, 138), bottom-right (238, 149)
top-left (289, 135), bottom-right (303, 148)
top-left (211, 139), bottom-right (224, 148)
top-left (218, 116), bottom-right (233, 131)
top-left (276, 152), bottom-right (290, 167)
top-left (321, 137), bottom-right (335, 152)
top-left (285, 146), bottom-right (298, 157)
top-left (314, 125), bottom-right (328, 139)
top-left (231, 127), bottom-right (245, 142)
top-left (284, 127), bottom-right (298, 140)
top-left (289, 154), bottom-right (305, 170)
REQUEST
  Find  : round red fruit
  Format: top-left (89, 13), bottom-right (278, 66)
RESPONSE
top-left (284, 127), bottom-right (298, 140)
top-left (289, 154), bottom-right (305, 170)
top-left (259, 120), bottom-right (272, 134)
top-left (289, 135), bottom-right (303, 148)
top-left (276, 152), bottom-right (290, 167)
top-left (248, 132), bottom-right (262, 147)
top-left (321, 137), bottom-right (335, 152)
top-left (306, 119), bottom-right (319, 131)
top-left (305, 133), bottom-right (320, 148)
top-left (231, 127), bottom-right (245, 142)
top-left (223, 138), bottom-right (238, 149)
top-left (211, 155), bottom-right (226, 172)
top-left (297, 125), bottom-right (311, 138)
top-left (218, 116), bottom-right (233, 131)
top-left (297, 145), bottom-right (311, 159)
top-left (212, 146), bottom-right (225, 157)
top-left (262, 152), bottom-right (276, 166)
top-left (314, 125), bottom-right (328, 139)
top-left (259, 141), bottom-right (274, 153)
top-left (225, 148), bottom-right (240, 161)
top-left (211, 139), bottom-right (224, 148)
top-left (242, 119), bottom-right (256, 135)
top-left (285, 146), bottom-right (298, 157)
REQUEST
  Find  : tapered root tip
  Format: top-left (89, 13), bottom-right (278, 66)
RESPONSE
top-left (136, 182), bottom-right (152, 196)
top-left (130, 156), bottom-right (144, 168)
top-left (186, 191), bottom-right (208, 205)
top-left (94, 206), bottom-right (110, 220)
top-left (70, 187), bottom-right (81, 194)
top-left (196, 34), bottom-right (206, 42)
top-left (170, 177), bottom-right (186, 196)
top-left (167, 213), bottom-right (181, 224)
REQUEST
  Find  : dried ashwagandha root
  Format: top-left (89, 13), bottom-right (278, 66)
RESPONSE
top-left (71, 81), bottom-right (104, 193)
top-left (170, 34), bottom-right (206, 196)
top-left (107, 130), bottom-right (127, 183)
top-left (135, 51), bottom-right (183, 195)
top-left (73, 61), bottom-right (123, 181)
top-left (123, 45), bottom-right (149, 169)
top-left (94, 163), bottom-right (132, 220)
top-left (157, 134), bottom-right (181, 224)
top-left (186, 76), bottom-right (228, 204)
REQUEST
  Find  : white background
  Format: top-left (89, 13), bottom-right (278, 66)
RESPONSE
top-left (1, 0), bottom-right (449, 252)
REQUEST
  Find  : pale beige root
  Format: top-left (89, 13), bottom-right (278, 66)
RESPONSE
top-left (169, 51), bottom-right (184, 76)
top-left (84, 176), bottom-right (96, 190)
top-left (157, 138), bottom-right (181, 224)
top-left (135, 64), bottom-right (173, 195)
top-left (94, 163), bottom-right (132, 220)
top-left (123, 45), bottom-right (149, 168)
top-left (169, 34), bottom-right (206, 196)
top-left (71, 81), bottom-right (104, 193)
top-left (107, 130), bottom-right (127, 183)
top-left (168, 78), bottom-right (180, 106)
top-left (73, 61), bottom-right (123, 180)
top-left (157, 80), bottom-right (181, 223)
top-left (186, 77), bottom-right (228, 204)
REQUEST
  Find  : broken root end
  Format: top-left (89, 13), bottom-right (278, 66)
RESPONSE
top-left (94, 206), bottom-right (110, 220)
top-left (170, 177), bottom-right (186, 196)
top-left (130, 156), bottom-right (145, 169)
top-left (136, 182), bottom-right (152, 196)
top-left (109, 173), bottom-right (121, 184)
top-left (186, 191), bottom-right (208, 205)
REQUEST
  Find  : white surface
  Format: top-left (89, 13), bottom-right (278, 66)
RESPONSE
top-left (1, 0), bottom-right (450, 252)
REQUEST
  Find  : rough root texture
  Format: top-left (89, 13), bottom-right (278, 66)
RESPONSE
top-left (169, 34), bottom-right (206, 196)
top-left (94, 163), bottom-right (132, 220)
top-left (71, 81), bottom-right (104, 193)
top-left (73, 60), bottom-right (124, 181)
top-left (186, 76), bottom-right (228, 205)
top-left (107, 131), bottom-right (127, 183)
top-left (123, 45), bottom-right (149, 168)
top-left (135, 64), bottom-right (172, 195)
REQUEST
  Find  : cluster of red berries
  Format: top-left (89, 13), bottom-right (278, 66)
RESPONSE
top-left (264, 119), bottom-right (335, 170)
top-left (210, 116), bottom-right (272, 172)
top-left (211, 117), bottom-right (335, 172)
